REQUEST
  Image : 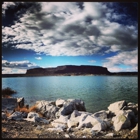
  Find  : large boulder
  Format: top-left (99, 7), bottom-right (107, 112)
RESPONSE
top-left (60, 99), bottom-right (86, 116)
top-left (92, 110), bottom-right (108, 120)
top-left (112, 110), bottom-right (131, 131)
top-left (108, 100), bottom-right (127, 114)
top-left (53, 115), bottom-right (69, 124)
top-left (35, 100), bottom-right (59, 119)
top-left (78, 115), bottom-right (102, 129)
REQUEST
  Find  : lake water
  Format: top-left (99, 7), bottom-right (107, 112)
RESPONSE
top-left (2, 76), bottom-right (138, 113)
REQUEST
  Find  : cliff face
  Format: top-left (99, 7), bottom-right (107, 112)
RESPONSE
top-left (26, 65), bottom-right (110, 75)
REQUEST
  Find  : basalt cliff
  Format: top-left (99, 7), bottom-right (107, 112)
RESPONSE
top-left (25, 65), bottom-right (110, 76)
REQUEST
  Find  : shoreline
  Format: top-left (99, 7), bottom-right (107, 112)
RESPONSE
top-left (2, 97), bottom-right (138, 139)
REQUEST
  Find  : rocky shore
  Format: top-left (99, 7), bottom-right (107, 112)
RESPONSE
top-left (2, 98), bottom-right (138, 139)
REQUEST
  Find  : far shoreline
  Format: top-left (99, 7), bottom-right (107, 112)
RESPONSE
top-left (2, 72), bottom-right (138, 78)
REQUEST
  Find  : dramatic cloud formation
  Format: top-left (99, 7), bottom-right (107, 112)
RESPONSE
top-left (2, 2), bottom-right (138, 73)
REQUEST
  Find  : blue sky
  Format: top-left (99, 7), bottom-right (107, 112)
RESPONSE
top-left (2, 2), bottom-right (138, 74)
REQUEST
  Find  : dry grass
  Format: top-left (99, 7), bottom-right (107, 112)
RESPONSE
top-left (14, 104), bottom-right (43, 115)
top-left (5, 111), bottom-right (11, 117)
top-left (28, 105), bottom-right (38, 112)
top-left (5, 104), bottom-right (44, 118)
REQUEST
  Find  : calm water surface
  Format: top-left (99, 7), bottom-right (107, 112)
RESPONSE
top-left (2, 76), bottom-right (138, 113)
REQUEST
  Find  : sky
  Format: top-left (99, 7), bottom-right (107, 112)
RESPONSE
top-left (2, 2), bottom-right (138, 74)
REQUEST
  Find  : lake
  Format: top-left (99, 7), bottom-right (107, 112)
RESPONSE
top-left (2, 76), bottom-right (138, 113)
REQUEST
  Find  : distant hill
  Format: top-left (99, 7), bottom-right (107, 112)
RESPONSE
top-left (25, 65), bottom-right (110, 76)
top-left (2, 65), bottom-right (138, 77)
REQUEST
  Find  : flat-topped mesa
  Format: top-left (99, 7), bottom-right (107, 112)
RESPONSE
top-left (26, 65), bottom-right (111, 76)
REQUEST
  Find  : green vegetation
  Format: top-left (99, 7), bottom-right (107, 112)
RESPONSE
top-left (2, 87), bottom-right (17, 97)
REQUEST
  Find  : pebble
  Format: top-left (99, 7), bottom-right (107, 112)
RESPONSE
top-left (105, 133), bottom-right (114, 137)
top-left (65, 134), bottom-right (70, 138)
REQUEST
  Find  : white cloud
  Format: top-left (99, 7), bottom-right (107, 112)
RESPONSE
top-left (35, 57), bottom-right (42, 60)
top-left (2, 60), bottom-right (40, 69)
top-left (103, 49), bottom-right (138, 72)
top-left (2, 67), bottom-right (26, 74)
top-left (2, 2), bottom-right (16, 15)
top-left (88, 60), bottom-right (96, 63)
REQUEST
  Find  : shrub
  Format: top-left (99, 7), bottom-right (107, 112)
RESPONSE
top-left (2, 87), bottom-right (17, 97)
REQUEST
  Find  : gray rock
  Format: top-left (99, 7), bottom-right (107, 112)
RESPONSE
top-left (112, 111), bottom-right (131, 131)
top-left (35, 117), bottom-right (49, 124)
top-left (123, 102), bottom-right (138, 115)
top-left (131, 123), bottom-right (138, 132)
top-left (24, 116), bottom-right (36, 122)
top-left (92, 120), bottom-right (110, 131)
top-left (53, 115), bottom-right (69, 124)
top-left (105, 133), bottom-right (114, 137)
top-left (8, 111), bottom-right (23, 121)
top-left (92, 110), bottom-right (107, 120)
top-left (67, 119), bottom-right (79, 128)
top-left (56, 99), bottom-right (65, 107)
top-left (60, 99), bottom-right (86, 116)
top-left (27, 112), bottom-right (39, 118)
top-left (108, 100), bottom-right (126, 114)
top-left (17, 97), bottom-right (24, 108)
top-left (51, 122), bottom-right (67, 129)
top-left (35, 100), bottom-right (59, 119)
top-left (78, 115), bottom-right (102, 129)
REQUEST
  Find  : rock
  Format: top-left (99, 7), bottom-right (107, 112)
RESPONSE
top-left (123, 102), bottom-right (138, 115)
top-left (22, 112), bottom-right (28, 118)
top-left (56, 99), bottom-right (65, 107)
top-left (51, 122), bottom-right (67, 129)
top-left (108, 100), bottom-right (126, 114)
top-left (17, 97), bottom-right (24, 108)
top-left (67, 119), bottom-right (79, 128)
top-left (90, 129), bottom-right (96, 136)
top-left (36, 125), bottom-right (43, 130)
top-left (35, 117), bottom-right (49, 124)
top-left (24, 116), bottom-right (36, 122)
top-left (92, 120), bottom-right (110, 131)
top-left (131, 123), bottom-right (138, 132)
top-left (65, 134), bottom-right (70, 138)
top-left (8, 111), bottom-right (23, 121)
top-left (78, 115), bottom-right (102, 129)
top-left (27, 112), bottom-right (39, 118)
top-left (60, 99), bottom-right (86, 116)
top-left (35, 100), bottom-right (59, 119)
top-left (125, 109), bottom-right (136, 124)
top-left (112, 113), bottom-right (131, 131)
top-left (2, 98), bottom-right (18, 112)
top-left (53, 115), bottom-right (69, 124)
top-left (92, 110), bottom-right (107, 120)
top-left (105, 133), bottom-right (114, 137)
